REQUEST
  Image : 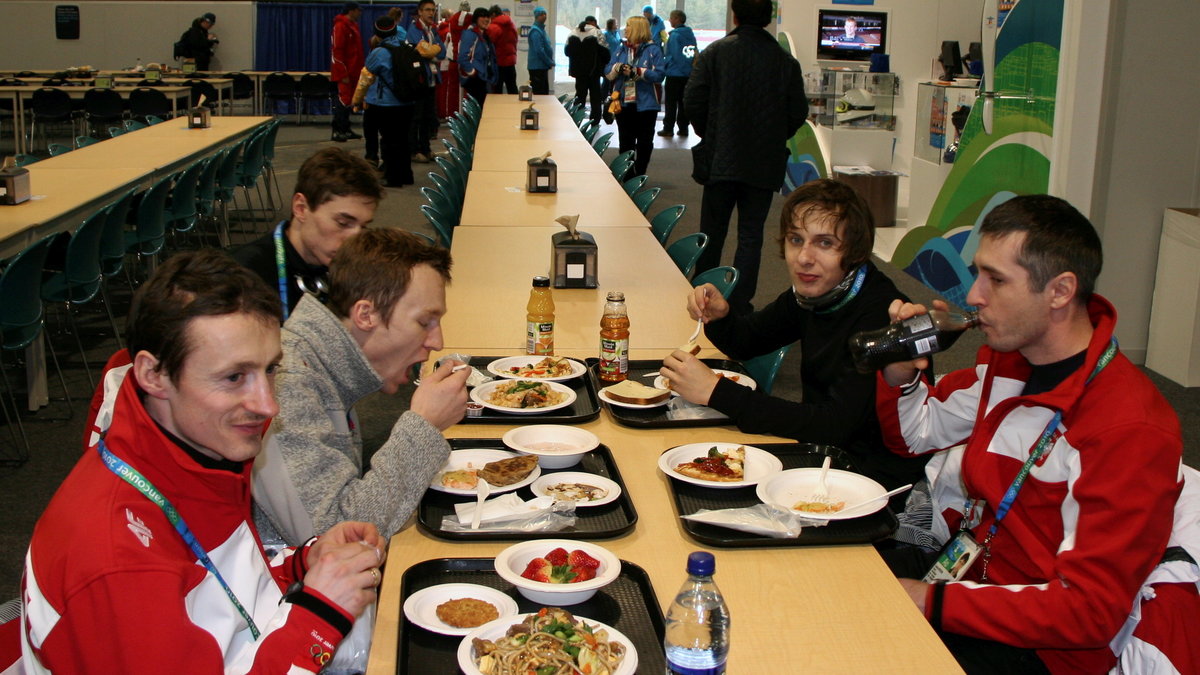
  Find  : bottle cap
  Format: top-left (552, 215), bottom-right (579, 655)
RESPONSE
top-left (606, 290), bottom-right (625, 301)
top-left (686, 551), bottom-right (715, 576)
top-left (532, 276), bottom-right (550, 287)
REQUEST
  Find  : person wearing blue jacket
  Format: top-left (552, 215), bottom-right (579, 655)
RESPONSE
top-left (642, 5), bottom-right (667, 46)
top-left (659, 10), bottom-right (696, 137)
top-left (527, 6), bottom-right (555, 94)
top-left (458, 8), bottom-right (497, 105)
top-left (406, 0), bottom-right (445, 163)
top-left (605, 15), bottom-right (664, 179)
top-left (363, 16), bottom-right (414, 188)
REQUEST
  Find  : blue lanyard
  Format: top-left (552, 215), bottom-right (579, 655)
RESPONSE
top-left (969, 337), bottom-right (1118, 580)
top-left (97, 438), bottom-right (262, 639)
top-left (273, 222), bottom-right (289, 320)
top-left (816, 264), bottom-right (867, 314)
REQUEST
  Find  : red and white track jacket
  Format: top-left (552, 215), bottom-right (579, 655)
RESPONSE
top-left (877, 295), bottom-right (1193, 673)
top-left (22, 358), bottom-right (353, 673)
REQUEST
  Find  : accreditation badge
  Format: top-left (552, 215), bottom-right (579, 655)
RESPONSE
top-left (922, 530), bottom-right (982, 583)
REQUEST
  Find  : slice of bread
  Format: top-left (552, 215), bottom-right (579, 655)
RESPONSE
top-left (603, 379), bottom-right (671, 405)
top-left (679, 340), bottom-right (701, 355)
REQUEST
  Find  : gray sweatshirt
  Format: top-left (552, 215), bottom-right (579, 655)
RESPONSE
top-left (252, 294), bottom-right (449, 545)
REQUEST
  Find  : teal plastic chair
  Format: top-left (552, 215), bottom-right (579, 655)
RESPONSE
top-left (667, 232), bottom-right (708, 276)
top-left (41, 208), bottom-right (120, 387)
top-left (195, 149), bottom-right (227, 247)
top-left (570, 106), bottom-right (586, 125)
top-left (99, 189), bottom-right (136, 291)
top-left (650, 205), bottom-right (686, 246)
top-left (124, 175), bottom-right (172, 272)
top-left (123, 119), bottom-right (147, 132)
top-left (419, 204), bottom-right (454, 248)
top-left (692, 266), bottom-right (739, 300)
top-left (107, 126), bottom-right (125, 138)
top-left (74, 135), bottom-right (100, 148)
top-left (166, 159), bottom-right (205, 238)
top-left (622, 175), bottom-right (647, 197)
top-left (406, 230), bottom-right (438, 247)
top-left (259, 119), bottom-right (283, 210)
top-left (427, 172), bottom-right (462, 214)
top-left (47, 143), bottom-right (72, 156)
top-left (609, 150), bottom-right (634, 180)
top-left (592, 132), bottom-right (613, 155)
top-left (14, 154), bottom-right (39, 167)
top-left (742, 344), bottom-right (793, 395)
top-left (579, 119), bottom-right (598, 142)
top-left (433, 156), bottom-right (467, 198)
top-left (447, 144), bottom-right (472, 172)
top-left (144, 114), bottom-right (166, 125)
top-left (214, 140), bottom-right (244, 235)
top-left (632, 186), bottom-right (661, 215)
top-left (0, 233), bottom-right (72, 461)
top-left (420, 186), bottom-right (458, 225)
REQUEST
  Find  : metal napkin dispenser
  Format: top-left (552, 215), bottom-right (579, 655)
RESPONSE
top-left (0, 159), bottom-right (31, 206)
top-left (551, 215), bottom-right (597, 288)
top-left (526, 152), bottom-right (557, 193)
top-left (520, 103), bottom-right (539, 130)
top-left (188, 106), bottom-right (211, 129)
top-left (518, 85), bottom-right (533, 101)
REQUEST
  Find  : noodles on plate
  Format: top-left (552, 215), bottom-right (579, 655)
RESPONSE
top-left (473, 607), bottom-right (627, 675)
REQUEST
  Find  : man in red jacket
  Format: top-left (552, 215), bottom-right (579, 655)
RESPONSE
top-left (487, 5), bottom-right (518, 94)
top-left (21, 250), bottom-right (386, 674)
top-left (875, 195), bottom-right (1198, 674)
top-left (437, 1), bottom-right (473, 118)
top-left (330, 2), bottom-right (365, 142)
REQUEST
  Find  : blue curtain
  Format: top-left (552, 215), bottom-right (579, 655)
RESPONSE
top-left (255, 2), bottom-right (417, 73)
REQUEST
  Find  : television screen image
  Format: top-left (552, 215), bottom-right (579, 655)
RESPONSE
top-left (817, 9), bottom-right (888, 62)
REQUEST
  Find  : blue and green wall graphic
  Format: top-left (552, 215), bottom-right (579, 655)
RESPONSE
top-left (778, 31), bottom-right (829, 192)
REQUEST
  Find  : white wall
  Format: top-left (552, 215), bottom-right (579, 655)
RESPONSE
top-left (776, 1), bottom-right (980, 220)
top-left (0, 1), bottom-right (255, 72)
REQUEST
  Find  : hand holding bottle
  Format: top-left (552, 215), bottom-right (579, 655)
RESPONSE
top-left (880, 299), bottom-right (946, 385)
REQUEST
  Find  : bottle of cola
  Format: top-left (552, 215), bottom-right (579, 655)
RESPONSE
top-left (849, 309), bottom-right (980, 373)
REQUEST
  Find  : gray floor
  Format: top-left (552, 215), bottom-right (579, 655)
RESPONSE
top-left (1, 115), bottom-right (1196, 601)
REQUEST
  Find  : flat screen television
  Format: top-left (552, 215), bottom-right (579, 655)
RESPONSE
top-left (817, 8), bottom-right (888, 62)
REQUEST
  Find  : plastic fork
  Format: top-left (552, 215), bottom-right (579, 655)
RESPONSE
top-left (808, 455), bottom-right (833, 506)
top-left (469, 479), bottom-right (491, 530)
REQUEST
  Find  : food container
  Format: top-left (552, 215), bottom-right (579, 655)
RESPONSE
top-left (465, 402), bottom-right (483, 418)
top-left (494, 538), bottom-right (620, 605)
top-left (501, 424), bottom-right (599, 469)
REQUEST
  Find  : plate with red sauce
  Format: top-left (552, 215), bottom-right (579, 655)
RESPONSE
top-left (657, 443), bottom-right (783, 489)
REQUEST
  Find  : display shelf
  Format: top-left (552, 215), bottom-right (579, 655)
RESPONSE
top-left (805, 68), bottom-right (899, 130)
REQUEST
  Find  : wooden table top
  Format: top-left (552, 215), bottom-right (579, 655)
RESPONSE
top-left (440, 226), bottom-right (704, 353)
top-left (0, 167), bottom-right (145, 258)
top-left (471, 138), bottom-right (612, 174)
top-left (458, 171), bottom-right (648, 228)
top-left (34, 116), bottom-right (267, 170)
top-left (365, 397), bottom-right (962, 674)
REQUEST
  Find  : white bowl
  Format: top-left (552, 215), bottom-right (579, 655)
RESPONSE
top-left (501, 425), bottom-right (600, 469)
top-left (494, 539), bottom-right (620, 606)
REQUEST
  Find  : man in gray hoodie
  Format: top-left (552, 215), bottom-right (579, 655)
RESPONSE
top-left (252, 229), bottom-right (469, 545)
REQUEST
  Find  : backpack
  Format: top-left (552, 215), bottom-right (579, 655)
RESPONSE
top-left (174, 30), bottom-right (191, 60)
top-left (378, 42), bottom-right (426, 101)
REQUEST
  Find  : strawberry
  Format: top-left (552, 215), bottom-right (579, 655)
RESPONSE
top-left (568, 549), bottom-right (601, 570)
top-left (571, 566), bottom-right (596, 582)
top-left (545, 547), bottom-right (569, 566)
top-left (549, 564), bottom-right (578, 584)
top-left (520, 557), bottom-right (552, 583)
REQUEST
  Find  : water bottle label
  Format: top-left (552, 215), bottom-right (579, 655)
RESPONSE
top-left (667, 661), bottom-right (726, 675)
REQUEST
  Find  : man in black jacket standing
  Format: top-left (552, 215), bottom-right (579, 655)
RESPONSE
top-left (182, 12), bottom-right (219, 71)
top-left (684, 0), bottom-right (807, 315)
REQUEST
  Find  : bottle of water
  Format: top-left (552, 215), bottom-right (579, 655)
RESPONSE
top-left (664, 551), bottom-right (730, 675)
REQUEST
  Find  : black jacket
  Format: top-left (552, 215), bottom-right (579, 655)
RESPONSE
top-left (683, 25), bottom-right (808, 190)
top-left (183, 19), bottom-right (215, 60)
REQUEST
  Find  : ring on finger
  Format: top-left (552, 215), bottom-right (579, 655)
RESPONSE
top-left (369, 567), bottom-right (381, 587)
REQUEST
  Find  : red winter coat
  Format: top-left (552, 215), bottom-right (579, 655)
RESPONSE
top-left (330, 12), bottom-right (364, 85)
top-left (487, 12), bottom-right (518, 67)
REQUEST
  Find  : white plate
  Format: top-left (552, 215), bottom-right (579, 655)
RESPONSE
top-left (470, 379), bottom-right (577, 415)
top-left (657, 443), bottom-right (783, 489)
top-left (402, 583), bottom-right (520, 636)
top-left (486, 355), bottom-right (587, 382)
top-left (755, 467), bottom-right (888, 520)
top-left (529, 471), bottom-right (622, 507)
top-left (457, 613), bottom-right (638, 675)
top-left (429, 448), bottom-right (542, 495)
top-left (654, 369), bottom-right (757, 396)
top-left (597, 387), bottom-right (669, 409)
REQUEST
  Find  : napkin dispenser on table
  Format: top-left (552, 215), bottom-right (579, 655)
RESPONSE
top-left (518, 85), bottom-right (533, 101)
top-left (0, 158), bottom-right (31, 206)
top-left (520, 103), bottom-right (539, 130)
top-left (526, 151), bottom-right (556, 193)
top-left (551, 215), bottom-right (597, 288)
top-left (188, 94), bottom-right (211, 129)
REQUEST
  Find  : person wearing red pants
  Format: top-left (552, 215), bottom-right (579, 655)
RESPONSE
top-left (330, 2), bottom-right (365, 142)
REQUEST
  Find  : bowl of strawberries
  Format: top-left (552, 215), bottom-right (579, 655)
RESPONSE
top-left (494, 539), bottom-right (621, 605)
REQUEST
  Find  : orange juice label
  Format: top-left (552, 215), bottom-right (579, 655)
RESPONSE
top-left (598, 337), bottom-right (629, 379)
top-left (526, 320), bottom-right (554, 355)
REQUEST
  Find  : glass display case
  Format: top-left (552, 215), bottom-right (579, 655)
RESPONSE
top-left (804, 69), bottom-right (898, 130)
top-left (914, 81), bottom-right (980, 164)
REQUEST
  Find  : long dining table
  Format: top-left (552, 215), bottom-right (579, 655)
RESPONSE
top-left (364, 94), bottom-right (962, 673)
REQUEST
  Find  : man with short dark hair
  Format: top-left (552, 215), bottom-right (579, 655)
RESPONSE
top-left (486, 4), bottom-right (519, 94)
top-left (642, 4), bottom-right (666, 46)
top-left (24, 250), bottom-right (386, 673)
top-left (526, 6), bottom-right (554, 94)
top-left (233, 147), bottom-right (383, 318)
top-left (684, 0), bottom-right (807, 316)
top-left (331, 2), bottom-right (365, 142)
top-left (181, 13), bottom-right (219, 71)
top-left (253, 229), bottom-right (470, 545)
top-left (407, 0), bottom-right (445, 163)
top-left (877, 195), bottom-right (1198, 673)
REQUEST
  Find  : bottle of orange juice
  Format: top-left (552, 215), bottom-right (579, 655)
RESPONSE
top-left (526, 276), bottom-right (554, 355)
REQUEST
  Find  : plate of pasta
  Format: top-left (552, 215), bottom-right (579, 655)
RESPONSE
top-left (487, 355), bottom-right (587, 382)
top-left (457, 607), bottom-right (637, 675)
top-left (471, 379), bottom-right (577, 415)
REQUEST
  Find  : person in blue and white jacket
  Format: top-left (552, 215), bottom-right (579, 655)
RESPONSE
top-left (659, 9), bottom-right (696, 137)
top-left (362, 15), bottom-right (414, 188)
top-left (406, 0), bottom-right (445, 163)
top-left (526, 6), bottom-right (555, 94)
top-left (605, 15), bottom-right (664, 180)
top-left (458, 8), bottom-right (497, 106)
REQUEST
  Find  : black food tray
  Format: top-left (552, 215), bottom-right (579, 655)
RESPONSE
top-left (396, 557), bottom-right (665, 675)
top-left (586, 358), bottom-right (749, 428)
top-left (669, 443), bottom-right (898, 547)
top-left (463, 356), bottom-right (600, 424)
top-left (417, 438), bottom-right (638, 540)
